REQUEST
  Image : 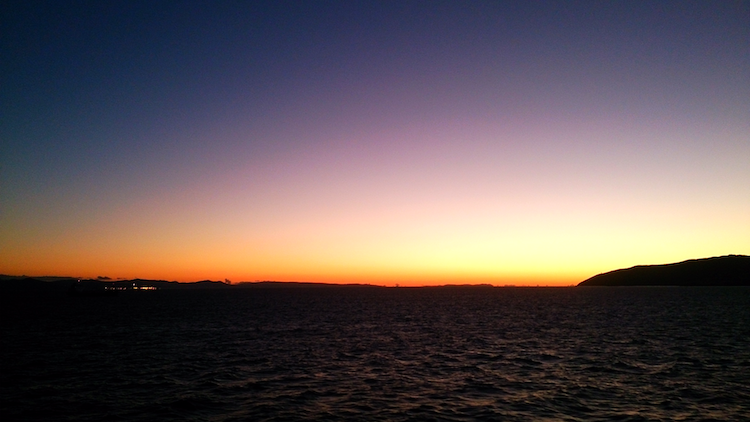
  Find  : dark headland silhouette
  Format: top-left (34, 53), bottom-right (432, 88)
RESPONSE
top-left (578, 255), bottom-right (750, 286)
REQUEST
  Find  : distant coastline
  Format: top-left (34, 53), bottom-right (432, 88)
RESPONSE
top-left (0, 276), bottom-right (234, 293)
top-left (578, 255), bottom-right (750, 287)
top-left (4, 255), bottom-right (748, 291)
top-left (0, 276), bottom-right (502, 292)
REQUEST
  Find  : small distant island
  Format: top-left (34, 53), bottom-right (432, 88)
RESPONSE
top-left (578, 255), bottom-right (750, 287)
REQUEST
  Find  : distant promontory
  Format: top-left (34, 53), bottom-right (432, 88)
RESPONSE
top-left (578, 255), bottom-right (750, 286)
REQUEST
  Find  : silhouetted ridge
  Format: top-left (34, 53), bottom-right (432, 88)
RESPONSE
top-left (578, 255), bottom-right (750, 286)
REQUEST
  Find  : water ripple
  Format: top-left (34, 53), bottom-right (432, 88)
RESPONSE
top-left (2, 287), bottom-right (750, 420)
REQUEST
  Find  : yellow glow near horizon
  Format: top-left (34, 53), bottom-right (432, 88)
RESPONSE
top-left (2, 184), bottom-right (746, 286)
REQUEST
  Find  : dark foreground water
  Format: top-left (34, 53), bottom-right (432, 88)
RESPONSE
top-left (2, 286), bottom-right (749, 421)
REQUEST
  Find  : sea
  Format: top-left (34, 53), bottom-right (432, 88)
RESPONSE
top-left (1, 286), bottom-right (749, 421)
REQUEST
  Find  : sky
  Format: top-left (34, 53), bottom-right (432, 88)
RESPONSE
top-left (2, 1), bottom-right (749, 286)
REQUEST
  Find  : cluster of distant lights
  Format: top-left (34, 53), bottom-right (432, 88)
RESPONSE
top-left (102, 282), bottom-right (157, 291)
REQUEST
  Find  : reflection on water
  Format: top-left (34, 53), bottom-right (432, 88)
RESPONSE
top-left (2, 286), bottom-right (749, 421)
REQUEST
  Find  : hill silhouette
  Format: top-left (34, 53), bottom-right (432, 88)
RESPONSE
top-left (578, 255), bottom-right (750, 286)
top-left (0, 276), bottom-right (233, 292)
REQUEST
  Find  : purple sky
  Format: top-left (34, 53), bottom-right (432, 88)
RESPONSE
top-left (2, 1), bottom-right (748, 284)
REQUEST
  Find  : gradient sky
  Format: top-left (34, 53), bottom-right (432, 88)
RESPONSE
top-left (2, 1), bottom-right (749, 285)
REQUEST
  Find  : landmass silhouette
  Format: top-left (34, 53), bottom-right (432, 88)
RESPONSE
top-left (3, 255), bottom-right (748, 291)
top-left (578, 255), bottom-right (750, 286)
top-left (0, 277), bottom-right (389, 292)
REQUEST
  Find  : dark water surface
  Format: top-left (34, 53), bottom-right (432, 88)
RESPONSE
top-left (2, 286), bottom-right (749, 421)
